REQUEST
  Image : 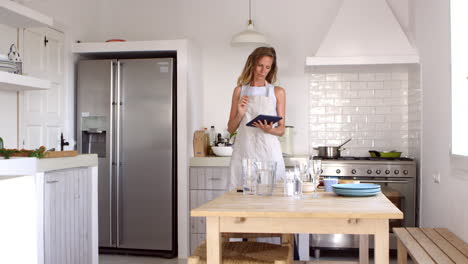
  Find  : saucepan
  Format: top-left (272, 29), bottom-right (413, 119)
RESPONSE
top-left (314, 138), bottom-right (352, 158)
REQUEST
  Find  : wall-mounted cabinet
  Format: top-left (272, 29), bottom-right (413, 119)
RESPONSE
top-left (0, 71), bottom-right (50, 92)
top-left (0, 0), bottom-right (53, 28)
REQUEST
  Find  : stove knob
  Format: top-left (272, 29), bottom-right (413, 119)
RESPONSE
top-left (385, 170), bottom-right (390, 175)
top-left (336, 169), bottom-right (341, 174)
top-left (376, 170), bottom-right (381, 175)
top-left (351, 169), bottom-right (357, 174)
top-left (394, 170), bottom-right (400, 175)
top-left (403, 170), bottom-right (408, 175)
top-left (367, 169), bottom-right (372, 175)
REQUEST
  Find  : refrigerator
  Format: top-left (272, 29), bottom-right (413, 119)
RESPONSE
top-left (76, 58), bottom-right (177, 257)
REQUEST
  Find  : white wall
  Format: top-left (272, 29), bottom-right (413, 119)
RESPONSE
top-left (0, 24), bottom-right (18, 148)
top-left (413, 0), bottom-right (468, 241)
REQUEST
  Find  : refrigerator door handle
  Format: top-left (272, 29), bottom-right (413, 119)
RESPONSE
top-left (116, 60), bottom-right (122, 247)
top-left (109, 61), bottom-right (115, 246)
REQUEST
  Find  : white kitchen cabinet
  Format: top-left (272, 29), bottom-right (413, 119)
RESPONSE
top-left (44, 168), bottom-right (93, 264)
top-left (0, 155), bottom-right (98, 264)
top-left (19, 27), bottom-right (65, 150)
top-left (189, 167), bottom-right (228, 254)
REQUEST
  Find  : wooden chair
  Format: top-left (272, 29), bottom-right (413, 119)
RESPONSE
top-left (394, 227), bottom-right (468, 264)
top-left (189, 234), bottom-right (294, 264)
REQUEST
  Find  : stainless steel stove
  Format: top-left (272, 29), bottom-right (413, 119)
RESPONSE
top-left (310, 156), bottom-right (418, 251)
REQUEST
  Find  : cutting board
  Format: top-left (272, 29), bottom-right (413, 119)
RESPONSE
top-left (44, 150), bottom-right (78, 158)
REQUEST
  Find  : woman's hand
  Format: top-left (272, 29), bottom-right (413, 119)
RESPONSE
top-left (253, 120), bottom-right (274, 134)
top-left (237, 96), bottom-right (249, 117)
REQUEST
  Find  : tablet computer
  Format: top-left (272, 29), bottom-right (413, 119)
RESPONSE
top-left (246, 114), bottom-right (283, 127)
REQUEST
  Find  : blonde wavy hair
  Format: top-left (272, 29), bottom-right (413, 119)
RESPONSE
top-left (237, 47), bottom-right (277, 86)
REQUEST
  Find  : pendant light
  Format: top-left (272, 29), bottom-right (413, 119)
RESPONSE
top-left (231, 0), bottom-right (268, 45)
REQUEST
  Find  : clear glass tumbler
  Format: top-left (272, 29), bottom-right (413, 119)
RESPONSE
top-left (310, 159), bottom-right (322, 198)
top-left (242, 158), bottom-right (257, 195)
top-left (254, 161), bottom-right (277, 196)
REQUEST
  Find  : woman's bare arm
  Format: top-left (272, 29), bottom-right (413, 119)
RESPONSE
top-left (227, 86), bottom-right (248, 134)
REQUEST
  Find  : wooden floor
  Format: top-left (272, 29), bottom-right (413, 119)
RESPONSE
top-left (99, 254), bottom-right (411, 264)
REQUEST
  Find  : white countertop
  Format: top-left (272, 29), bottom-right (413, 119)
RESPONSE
top-left (190, 155), bottom-right (309, 167)
top-left (0, 154), bottom-right (98, 176)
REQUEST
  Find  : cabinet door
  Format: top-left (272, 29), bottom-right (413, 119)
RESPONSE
top-left (189, 167), bottom-right (228, 253)
top-left (44, 168), bottom-right (92, 264)
top-left (19, 27), bottom-right (65, 150)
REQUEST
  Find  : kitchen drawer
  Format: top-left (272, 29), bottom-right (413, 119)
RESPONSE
top-left (190, 167), bottom-right (228, 190)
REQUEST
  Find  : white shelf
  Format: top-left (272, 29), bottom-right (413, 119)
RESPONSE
top-left (0, 71), bottom-right (50, 92)
top-left (0, 0), bottom-right (53, 28)
top-left (306, 55), bottom-right (420, 66)
top-left (72, 39), bottom-right (188, 53)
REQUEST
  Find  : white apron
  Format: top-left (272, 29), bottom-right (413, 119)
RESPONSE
top-left (229, 84), bottom-right (285, 191)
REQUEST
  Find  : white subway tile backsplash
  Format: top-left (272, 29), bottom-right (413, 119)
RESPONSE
top-left (311, 74), bottom-right (326, 81)
top-left (334, 98), bottom-right (351, 106)
top-left (343, 91), bottom-right (359, 98)
top-left (325, 107), bottom-right (343, 114)
top-left (326, 91), bottom-right (342, 98)
top-left (375, 90), bottom-right (392, 98)
top-left (367, 81), bottom-right (384, 89)
top-left (359, 73), bottom-right (375, 81)
top-left (384, 80), bottom-right (401, 89)
top-left (326, 73), bottom-right (341, 81)
top-left (318, 115), bottom-right (335, 123)
top-left (358, 90), bottom-right (375, 98)
top-left (391, 72), bottom-right (409, 80)
top-left (350, 82), bottom-right (367, 89)
top-left (336, 82), bottom-right (351, 90)
top-left (308, 66), bottom-right (421, 157)
top-left (367, 115), bottom-right (385, 123)
top-left (356, 106), bottom-right (375, 114)
top-left (342, 73), bottom-right (359, 81)
top-left (309, 107), bottom-right (326, 115)
top-left (375, 106), bottom-right (392, 114)
top-left (375, 72), bottom-right (391, 80)
top-left (350, 98), bottom-right (367, 106)
top-left (318, 98), bottom-right (335, 106)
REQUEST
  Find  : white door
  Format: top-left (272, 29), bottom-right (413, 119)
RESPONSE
top-left (19, 27), bottom-right (65, 150)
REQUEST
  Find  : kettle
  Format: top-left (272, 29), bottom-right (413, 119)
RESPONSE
top-left (279, 126), bottom-right (294, 156)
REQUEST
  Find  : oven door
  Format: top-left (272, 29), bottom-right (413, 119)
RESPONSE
top-left (311, 177), bottom-right (416, 250)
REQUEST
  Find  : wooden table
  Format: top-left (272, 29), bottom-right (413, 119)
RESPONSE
top-left (191, 191), bottom-right (403, 264)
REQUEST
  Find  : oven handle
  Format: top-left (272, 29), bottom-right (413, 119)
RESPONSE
top-left (360, 180), bottom-right (410, 184)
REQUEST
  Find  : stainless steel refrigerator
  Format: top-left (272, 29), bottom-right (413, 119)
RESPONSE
top-left (76, 58), bottom-right (177, 257)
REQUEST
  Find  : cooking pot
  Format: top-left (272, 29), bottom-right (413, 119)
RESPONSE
top-left (314, 138), bottom-right (351, 158)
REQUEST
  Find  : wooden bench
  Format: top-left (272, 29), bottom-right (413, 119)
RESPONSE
top-left (394, 227), bottom-right (468, 264)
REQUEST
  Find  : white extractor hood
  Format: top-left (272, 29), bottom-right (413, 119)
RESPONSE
top-left (306, 0), bottom-right (419, 66)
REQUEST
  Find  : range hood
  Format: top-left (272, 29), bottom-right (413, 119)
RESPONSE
top-left (306, 0), bottom-right (419, 66)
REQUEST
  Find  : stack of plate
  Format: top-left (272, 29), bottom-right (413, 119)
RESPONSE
top-left (0, 58), bottom-right (17, 73)
top-left (332, 183), bottom-right (381, 197)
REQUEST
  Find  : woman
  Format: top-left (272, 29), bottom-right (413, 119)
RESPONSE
top-left (228, 46), bottom-right (286, 190)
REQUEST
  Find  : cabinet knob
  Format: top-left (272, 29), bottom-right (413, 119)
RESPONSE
top-left (46, 180), bottom-right (59, 184)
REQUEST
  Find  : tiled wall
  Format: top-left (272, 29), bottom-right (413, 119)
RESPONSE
top-left (408, 64), bottom-right (422, 160)
top-left (308, 65), bottom-right (421, 157)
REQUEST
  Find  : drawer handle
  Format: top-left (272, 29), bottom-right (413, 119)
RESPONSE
top-left (46, 180), bottom-right (59, 184)
top-left (208, 178), bottom-right (221, 181)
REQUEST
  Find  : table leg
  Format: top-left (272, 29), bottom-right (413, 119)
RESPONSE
top-left (397, 238), bottom-right (407, 264)
top-left (206, 216), bottom-right (221, 264)
top-left (359, 234), bottom-right (369, 264)
top-left (374, 219), bottom-right (389, 264)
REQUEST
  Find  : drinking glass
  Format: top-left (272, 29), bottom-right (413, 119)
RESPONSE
top-left (293, 169), bottom-right (303, 199)
top-left (254, 161), bottom-right (277, 196)
top-left (310, 159), bottom-right (322, 198)
top-left (242, 158), bottom-right (257, 195)
top-left (284, 170), bottom-right (295, 196)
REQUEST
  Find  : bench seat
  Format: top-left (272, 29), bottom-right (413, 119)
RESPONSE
top-left (393, 227), bottom-right (468, 264)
